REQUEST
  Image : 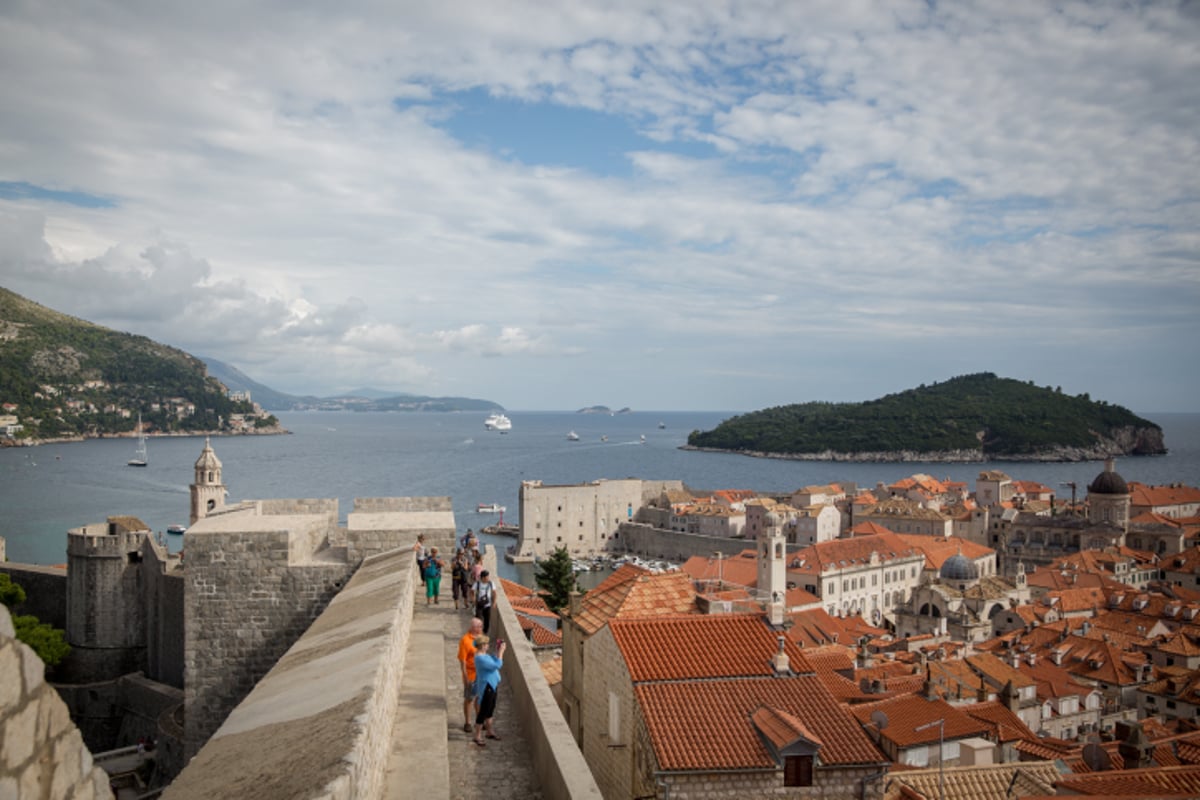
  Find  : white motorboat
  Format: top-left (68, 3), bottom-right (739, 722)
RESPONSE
top-left (566, 430), bottom-right (580, 441)
top-left (477, 503), bottom-right (506, 514)
top-left (484, 412), bottom-right (512, 432)
top-left (167, 524), bottom-right (186, 535)
top-left (128, 413), bottom-right (148, 467)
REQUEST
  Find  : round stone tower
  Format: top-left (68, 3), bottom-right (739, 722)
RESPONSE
top-left (190, 437), bottom-right (226, 525)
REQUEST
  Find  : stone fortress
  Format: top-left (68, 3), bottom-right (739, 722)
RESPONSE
top-left (1, 438), bottom-right (458, 795)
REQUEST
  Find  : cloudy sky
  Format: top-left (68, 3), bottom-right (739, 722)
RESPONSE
top-left (1, 1), bottom-right (1197, 412)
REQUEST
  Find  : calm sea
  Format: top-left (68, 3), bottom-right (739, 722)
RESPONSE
top-left (3, 410), bottom-right (1198, 585)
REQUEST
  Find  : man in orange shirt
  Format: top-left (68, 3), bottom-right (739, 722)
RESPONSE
top-left (457, 617), bottom-right (484, 732)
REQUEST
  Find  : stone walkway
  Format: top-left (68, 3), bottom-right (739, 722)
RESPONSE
top-left (384, 588), bottom-right (543, 800)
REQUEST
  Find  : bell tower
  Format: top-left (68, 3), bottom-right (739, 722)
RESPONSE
top-left (190, 437), bottom-right (226, 525)
top-left (758, 511), bottom-right (787, 626)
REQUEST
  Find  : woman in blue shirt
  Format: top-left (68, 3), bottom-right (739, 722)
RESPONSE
top-left (471, 635), bottom-right (506, 746)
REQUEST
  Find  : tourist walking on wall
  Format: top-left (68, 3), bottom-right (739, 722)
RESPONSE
top-left (452, 549), bottom-right (471, 610)
top-left (468, 549), bottom-right (483, 605)
top-left (424, 547), bottom-right (444, 605)
top-left (457, 617), bottom-right (484, 732)
top-left (471, 635), bottom-right (506, 747)
top-left (474, 570), bottom-right (495, 634)
top-left (413, 534), bottom-right (427, 587)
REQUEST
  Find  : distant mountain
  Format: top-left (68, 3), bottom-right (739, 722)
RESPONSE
top-left (0, 287), bottom-right (276, 441)
top-left (202, 357), bottom-right (502, 413)
top-left (686, 373), bottom-right (1166, 462)
top-left (577, 406), bottom-right (612, 414)
top-left (201, 357), bottom-right (316, 410)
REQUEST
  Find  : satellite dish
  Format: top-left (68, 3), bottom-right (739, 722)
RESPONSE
top-left (870, 710), bottom-right (889, 730)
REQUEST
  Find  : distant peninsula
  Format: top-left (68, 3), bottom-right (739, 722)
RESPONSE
top-left (684, 373), bottom-right (1166, 463)
top-left (203, 357), bottom-right (502, 413)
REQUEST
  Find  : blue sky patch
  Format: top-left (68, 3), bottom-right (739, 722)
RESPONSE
top-left (0, 181), bottom-right (116, 209)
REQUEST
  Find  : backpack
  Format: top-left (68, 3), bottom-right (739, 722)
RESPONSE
top-left (423, 557), bottom-right (441, 579)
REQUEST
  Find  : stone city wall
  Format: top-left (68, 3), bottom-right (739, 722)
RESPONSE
top-left (489, 547), bottom-right (605, 800)
top-left (353, 496), bottom-right (453, 513)
top-left (0, 606), bottom-right (114, 800)
top-left (613, 522), bottom-right (751, 563)
top-left (164, 548), bottom-right (415, 800)
top-left (0, 563), bottom-right (67, 629)
top-left (182, 526), bottom-right (354, 756)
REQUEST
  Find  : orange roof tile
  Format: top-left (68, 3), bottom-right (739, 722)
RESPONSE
top-left (570, 564), bottom-right (697, 635)
top-left (1053, 764), bottom-right (1200, 796)
top-left (611, 613), bottom-right (813, 681)
top-left (850, 694), bottom-right (990, 747)
top-left (636, 676), bottom-right (885, 770)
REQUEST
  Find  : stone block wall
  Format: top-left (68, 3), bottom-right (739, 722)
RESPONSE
top-left (0, 564), bottom-right (67, 629)
top-left (614, 522), bottom-right (750, 563)
top-left (182, 526), bottom-right (354, 756)
top-left (580, 625), bottom-right (637, 800)
top-left (0, 606), bottom-right (113, 800)
top-left (164, 548), bottom-right (415, 800)
top-left (353, 496), bottom-right (452, 513)
top-left (489, 548), bottom-right (604, 800)
top-left (664, 765), bottom-right (886, 799)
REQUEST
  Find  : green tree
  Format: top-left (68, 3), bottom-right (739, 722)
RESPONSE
top-left (534, 547), bottom-right (577, 613)
top-left (12, 615), bottom-right (71, 666)
top-left (1, 573), bottom-right (71, 666)
top-left (0, 573), bottom-right (27, 607)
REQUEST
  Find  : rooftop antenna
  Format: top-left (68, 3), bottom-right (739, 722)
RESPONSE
top-left (1059, 481), bottom-right (1078, 510)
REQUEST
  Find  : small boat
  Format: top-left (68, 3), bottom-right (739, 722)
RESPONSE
top-left (167, 524), bottom-right (187, 535)
top-left (600, 435), bottom-right (608, 442)
top-left (477, 503), bottom-right (506, 514)
top-left (658, 421), bottom-right (666, 429)
top-left (484, 412), bottom-right (512, 432)
top-left (566, 430), bottom-right (580, 441)
top-left (128, 413), bottom-right (148, 467)
top-left (639, 434), bottom-right (646, 444)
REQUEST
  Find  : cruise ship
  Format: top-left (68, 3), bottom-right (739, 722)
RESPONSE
top-left (484, 412), bottom-right (512, 432)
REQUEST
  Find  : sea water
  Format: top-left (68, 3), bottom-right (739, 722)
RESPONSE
top-left (2, 410), bottom-right (1198, 585)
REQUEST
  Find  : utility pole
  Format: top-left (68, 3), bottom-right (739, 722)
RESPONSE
top-left (914, 718), bottom-right (945, 800)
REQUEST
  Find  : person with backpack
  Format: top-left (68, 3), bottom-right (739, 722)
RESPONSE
top-left (473, 569), bottom-right (495, 633)
top-left (413, 534), bottom-right (427, 587)
top-left (424, 547), bottom-right (444, 605)
top-left (451, 549), bottom-right (471, 610)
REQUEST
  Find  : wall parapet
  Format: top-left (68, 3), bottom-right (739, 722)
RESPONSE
top-left (489, 547), bottom-right (605, 800)
top-left (165, 548), bottom-right (415, 800)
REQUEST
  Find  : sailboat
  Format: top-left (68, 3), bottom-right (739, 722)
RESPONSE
top-left (128, 413), bottom-right (148, 467)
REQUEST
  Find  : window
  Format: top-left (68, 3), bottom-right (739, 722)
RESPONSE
top-left (784, 755), bottom-right (813, 787)
top-left (608, 691), bottom-right (621, 744)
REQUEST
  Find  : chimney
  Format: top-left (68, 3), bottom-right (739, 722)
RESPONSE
top-left (568, 590), bottom-right (582, 617)
top-left (1026, 652), bottom-right (1037, 666)
top-left (771, 635), bottom-right (790, 676)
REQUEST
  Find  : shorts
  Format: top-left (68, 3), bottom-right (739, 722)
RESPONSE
top-left (463, 681), bottom-right (475, 701)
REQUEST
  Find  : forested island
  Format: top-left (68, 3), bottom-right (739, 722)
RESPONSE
top-left (0, 287), bottom-right (281, 443)
top-left (685, 373), bottom-right (1166, 462)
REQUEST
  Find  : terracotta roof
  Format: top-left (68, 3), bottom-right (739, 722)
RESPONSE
top-left (789, 532), bottom-right (924, 573)
top-left (635, 676), bottom-right (885, 771)
top-left (959, 701), bottom-right (1037, 744)
top-left (883, 761), bottom-right (1060, 800)
top-left (680, 549), bottom-right (758, 586)
top-left (570, 565), bottom-right (697, 635)
top-left (850, 521), bottom-right (896, 536)
top-left (751, 705), bottom-right (823, 750)
top-left (1053, 764), bottom-right (1200, 796)
top-left (893, 534), bottom-right (994, 570)
top-left (850, 694), bottom-right (990, 747)
top-left (540, 656), bottom-right (562, 686)
top-left (611, 613), bottom-right (813, 681)
top-left (1130, 482), bottom-right (1200, 509)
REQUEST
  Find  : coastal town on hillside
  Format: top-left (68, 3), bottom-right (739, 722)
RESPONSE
top-left (5, 443), bottom-right (1200, 798)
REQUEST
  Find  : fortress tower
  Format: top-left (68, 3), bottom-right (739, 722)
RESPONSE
top-left (190, 437), bottom-right (226, 525)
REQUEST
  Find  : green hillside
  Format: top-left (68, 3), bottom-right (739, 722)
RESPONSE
top-left (687, 373), bottom-right (1165, 459)
top-left (0, 287), bottom-right (272, 440)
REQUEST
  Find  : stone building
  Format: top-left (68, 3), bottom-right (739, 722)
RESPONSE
top-left (786, 532), bottom-right (927, 626)
top-left (513, 478), bottom-right (683, 560)
top-left (582, 613), bottom-right (888, 800)
top-left (893, 555), bottom-right (1028, 644)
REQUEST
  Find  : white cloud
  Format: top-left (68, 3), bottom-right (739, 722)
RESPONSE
top-left (0, 1), bottom-right (1196, 410)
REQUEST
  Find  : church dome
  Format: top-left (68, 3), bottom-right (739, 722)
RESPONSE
top-left (940, 552), bottom-right (979, 582)
top-left (195, 437), bottom-right (222, 470)
top-left (1088, 459), bottom-right (1128, 495)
